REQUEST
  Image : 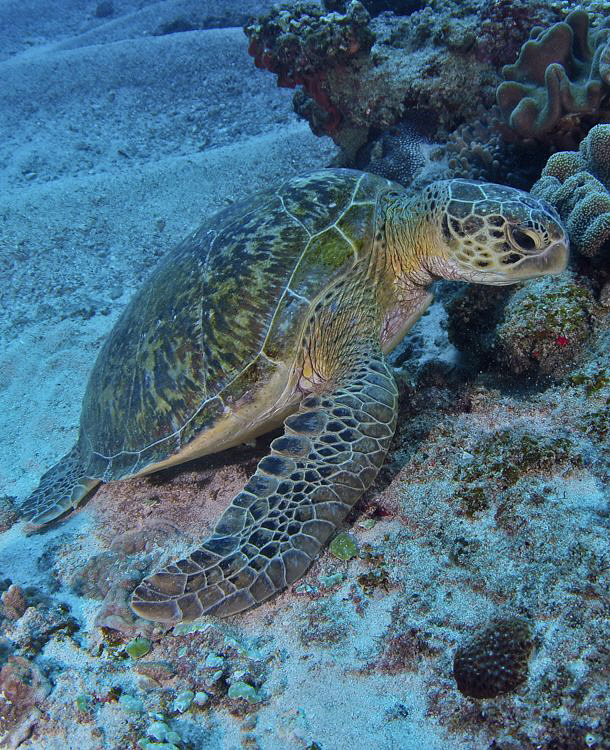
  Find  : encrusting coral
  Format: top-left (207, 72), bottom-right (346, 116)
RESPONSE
top-left (447, 272), bottom-right (598, 379)
top-left (494, 272), bottom-right (597, 378)
top-left (475, 0), bottom-right (553, 69)
top-left (531, 123), bottom-right (610, 259)
top-left (497, 10), bottom-right (610, 143)
top-left (244, 2), bottom-right (374, 139)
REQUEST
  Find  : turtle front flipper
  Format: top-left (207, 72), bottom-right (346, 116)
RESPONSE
top-left (131, 353), bottom-right (398, 623)
top-left (20, 443), bottom-right (100, 527)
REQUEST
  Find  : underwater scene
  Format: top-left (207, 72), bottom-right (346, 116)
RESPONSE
top-left (0, 0), bottom-right (609, 748)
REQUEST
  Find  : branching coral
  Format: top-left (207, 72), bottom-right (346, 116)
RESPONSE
top-left (497, 10), bottom-right (610, 142)
top-left (439, 107), bottom-right (547, 188)
top-left (531, 123), bottom-right (610, 259)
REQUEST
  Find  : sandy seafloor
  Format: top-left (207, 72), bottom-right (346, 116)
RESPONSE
top-left (0, 1), bottom-right (608, 749)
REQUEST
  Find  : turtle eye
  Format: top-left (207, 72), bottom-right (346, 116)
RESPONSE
top-left (509, 227), bottom-right (539, 253)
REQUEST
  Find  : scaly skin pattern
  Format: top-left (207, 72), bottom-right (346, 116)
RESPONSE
top-left (19, 169), bottom-right (569, 622)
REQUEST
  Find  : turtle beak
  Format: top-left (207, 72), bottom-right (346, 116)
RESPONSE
top-left (508, 238), bottom-right (570, 281)
top-left (462, 237), bottom-right (570, 286)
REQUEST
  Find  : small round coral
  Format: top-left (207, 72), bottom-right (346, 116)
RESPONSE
top-left (453, 617), bottom-right (533, 699)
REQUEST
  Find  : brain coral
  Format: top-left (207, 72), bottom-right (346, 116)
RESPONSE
top-left (531, 123), bottom-right (610, 258)
top-left (453, 617), bottom-right (533, 699)
top-left (497, 10), bottom-right (610, 142)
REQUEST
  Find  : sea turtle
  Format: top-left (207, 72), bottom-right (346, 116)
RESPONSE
top-left (21, 169), bottom-right (568, 623)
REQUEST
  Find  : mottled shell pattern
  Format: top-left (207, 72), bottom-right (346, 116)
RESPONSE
top-left (78, 170), bottom-right (396, 483)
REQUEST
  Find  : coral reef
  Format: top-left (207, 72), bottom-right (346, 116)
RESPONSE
top-left (324, 0), bottom-right (425, 15)
top-left (447, 271), bottom-right (601, 379)
top-left (245, 2), bottom-right (374, 139)
top-left (531, 123), bottom-right (610, 260)
top-left (3, 335), bottom-right (608, 747)
top-left (497, 10), bottom-right (610, 144)
top-left (476, 0), bottom-right (555, 69)
top-left (453, 617), bottom-right (533, 699)
top-left (245, 1), bottom-right (584, 167)
top-left (444, 123), bottom-right (609, 384)
top-left (1, 0), bottom-right (608, 747)
top-left (245, 2), bottom-right (502, 158)
top-left (437, 108), bottom-right (546, 188)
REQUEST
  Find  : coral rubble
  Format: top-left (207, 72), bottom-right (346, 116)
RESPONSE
top-left (0, 655), bottom-right (51, 749)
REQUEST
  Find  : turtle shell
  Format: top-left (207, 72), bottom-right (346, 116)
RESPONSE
top-left (79, 168), bottom-right (394, 481)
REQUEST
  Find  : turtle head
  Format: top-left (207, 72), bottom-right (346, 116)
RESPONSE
top-left (414, 179), bottom-right (569, 286)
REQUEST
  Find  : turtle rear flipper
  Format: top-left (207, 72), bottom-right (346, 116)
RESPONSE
top-left (21, 444), bottom-right (99, 527)
top-left (131, 352), bottom-right (398, 623)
